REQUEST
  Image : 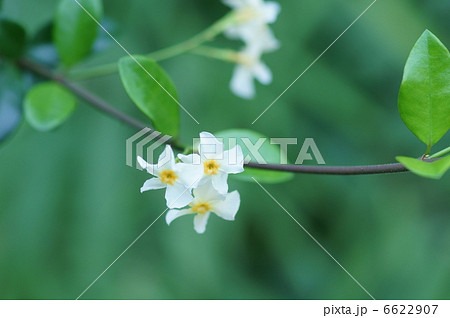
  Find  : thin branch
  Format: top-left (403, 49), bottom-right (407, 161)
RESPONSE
top-left (17, 59), bottom-right (147, 131)
top-left (245, 162), bottom-right (408, 175)
top-left (17, 58), bottom-right (184, 151)
top-left (16, 58), bottom-right (429, 176)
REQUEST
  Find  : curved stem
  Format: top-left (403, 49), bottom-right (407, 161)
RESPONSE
top-left (17, 58), bottom-right (429, 176)
top-left (69, 12), bottom-right (237, 80)
top-left (429, 146), bottom-right (450, 159)
top-left (245, 162), bottom-right (409, 175)
top-left (17, 58), bottom-right (185, 150)
top-left (190, 46), bottom-right (240, 64)
top-left (425, 144), bottom-right (432, 156)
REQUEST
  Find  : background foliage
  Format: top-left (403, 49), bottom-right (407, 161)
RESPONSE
top-left (0, 0), bottom-right (449, 299)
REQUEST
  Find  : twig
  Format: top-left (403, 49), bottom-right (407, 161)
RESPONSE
top-left (17, 58), bottom-right (147, 131)
top-left (16, 58), bottom-right (433, 176)
top-left (245, 162), bottom-right (408, 175)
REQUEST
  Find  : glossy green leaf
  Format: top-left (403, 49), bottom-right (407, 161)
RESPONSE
top-left (215, 129), bottom-right (294, 184)
top-left (53, 0), bottom-right (103, 67)
top-left (118, 55), bottom-right (180, 136)
top-left (396, 155), bottom-right (450, 179)
top-left (0, 62), bottom-right (24, 143)
top-left (398, 30), bottom-right (450, 152)
top-left (0, 16), bottom-right (26, 59)
top-left (24, 82), bottom-right (76, 131)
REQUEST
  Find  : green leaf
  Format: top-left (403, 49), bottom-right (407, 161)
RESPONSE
top-left (24, 82), bottom-right (76, 131)
top-left (396, 155), bottom-right (450, 179)
top-left (215, 129), bottom-right (294, 184)
top-left (29, 22), bottom-right (59, 67)
top-left (398, 30), bottom-right (450, 153)
top-left (53, 0), bottom-right (103, 67)
top-left (0, 62), bottom-right (24, 143)
top-left (0, 16), bottom-right (26, 59)
top-left (118, 55), bottom-right (180, 136)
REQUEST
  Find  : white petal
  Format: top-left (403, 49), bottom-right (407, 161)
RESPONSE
top-left (214, 190), bottom-right (240, 221)
top-left (199, 132), bottom-right (224, 158)
top-left (165, 182), bottom-right (193, 209)
top-left (196, 177), bottom-right (209, 188)
top-left (263, 2), bottom-right (281, 24)
top-left (230, 65), bottom-right (255, 99)
top-left (252, 61), bottom-right (272, 85)
top-left (211, 172), bottom-right (229, 194)
top-left (199, 131), bottom-right (221, 144)
top-left (137, 156), bottom-right (148, 169)
top-left (146, 164), bottom-right (161, 176)
top-left (177, 153), bottom-right (202, 165)
top-left (245, 37), bottom-right (264, 56)
top-left (224, 26), bottom-right (241, 40)
top-left (166, 208), bottom-right (193, 225)
top-left (193, 181), bottom-right (225, 202)
top-left (242, 26), bottom-right (279, 54)
top-left (239, 26), bottom-right (262, 45)
top-left (261, 27), bottom-right (280, 52)
top-left (140, 178), bottom-right (166, 192)
top-left (157, 145), bottom-right (175, 170)
top-left (220, 145), bottom-right (245, 174)
top-left (222, 0), bottom-right (244, 9)
top-left (137, 157), bottom-right (159, 176)
top-left (193, 212), bottom-right (210, 234)
top-left (175, 162), bottom-right (204, 188)
top-left (247, 0), bottom-right (261, 7)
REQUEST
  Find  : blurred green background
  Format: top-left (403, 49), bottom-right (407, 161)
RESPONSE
top-left (1, 0), bottom-right (449, 299)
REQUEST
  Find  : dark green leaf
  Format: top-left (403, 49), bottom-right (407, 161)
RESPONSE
top-left (118, 55), bottom-right (180, 136)
top-left (28, 22), bottom-right (59, 67)
top-left (0, 62), bottom-right (24, 143)
top-left (0, 16), bottom-right (26, 59)
top-left (24, 82), bottom-right (76, 131)
top-left (215, 129), bottom-right (294, 184)
top-left (53, 0), bottom-right (103, 67)
top-left (31, 22), bottom-right (54, 45)
top-left (396, 155), bottom-right (450, 179)
top-left (398, 30), bottom-right (450, 152)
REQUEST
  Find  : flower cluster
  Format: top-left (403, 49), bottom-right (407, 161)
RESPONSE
top-left (223, 0), bottom-right (281, 99)
top-left (138, 132), bottom-right (244, 234)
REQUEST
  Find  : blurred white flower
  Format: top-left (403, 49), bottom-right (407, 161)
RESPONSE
top-left (223, 0), bottom-right (280, 46)
top-left (230, 39), bottom-right (275, 99)
top-left (178, 131), bottom-right (244, 194)
top-left (166, 181), bottom-right (241, 234)
top-left (222, 0), bottom-right (280, 98)
top-left (137, 145), bottom-right (199, 209)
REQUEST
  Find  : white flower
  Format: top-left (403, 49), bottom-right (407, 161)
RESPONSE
top-left (178, 132), bottom-right (244, 194)
top-left (223, 0), bottom-right (281, 46)
top-left (230, 39), bottom-right (275, 99)
top-left (138, 145), bottom-right (199, 209)
top-left (166, 181), bottom-right (241, 234)
top-left (222, 0), bottom-right (280, 99)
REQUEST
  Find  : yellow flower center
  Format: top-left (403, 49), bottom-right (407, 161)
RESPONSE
top-left (203, 159), bottom-right (220, 175)
top-left (191, 202), bottom-right (212, 214)
top-left (159, 170), bottom-right (178, 185)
